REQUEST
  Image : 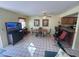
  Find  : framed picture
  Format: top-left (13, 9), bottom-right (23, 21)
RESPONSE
top-left (42, 19), bottom-right (49, 26)
top-left (34, 19), bottom-right (40, 26)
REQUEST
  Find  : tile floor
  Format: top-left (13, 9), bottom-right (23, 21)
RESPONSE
top-left (1, 34), bottom-right (59, 57)
top-left (0, 34), bottom-right (79, 57)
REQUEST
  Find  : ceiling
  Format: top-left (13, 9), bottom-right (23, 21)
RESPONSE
top-left (65, 13), bottom-right (78, 17)
top-left (0, 1), bottom-right (79, 16)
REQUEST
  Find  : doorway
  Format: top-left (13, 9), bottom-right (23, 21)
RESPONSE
top-left (61, 13), bottom-right (78, 48)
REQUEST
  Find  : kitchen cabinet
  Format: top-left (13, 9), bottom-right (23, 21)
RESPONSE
top-left (61, 17), bottom-right (77, 25)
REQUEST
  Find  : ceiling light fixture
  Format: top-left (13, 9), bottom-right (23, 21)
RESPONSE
top-left (42, 10), bottom-right (51, 19)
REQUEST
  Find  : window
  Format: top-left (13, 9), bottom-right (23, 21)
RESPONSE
top-left (18, 18), bottom-right (26, 29)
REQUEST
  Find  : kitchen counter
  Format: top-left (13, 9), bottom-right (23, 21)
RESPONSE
top-left (62, 27), bottom-right (75, 33)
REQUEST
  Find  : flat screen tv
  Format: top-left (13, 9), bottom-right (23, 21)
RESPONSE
top-left (5, 22), bottom-right (22, 30)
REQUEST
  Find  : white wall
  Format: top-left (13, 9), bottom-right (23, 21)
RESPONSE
top-left (72, 13), bottom-right (79, 50)
top-left (0, 31), bottom-right (3, 48)
top-left (0, 8), bottom-right (28, 48)
top-left (28, 15), bottom-right (61, 34)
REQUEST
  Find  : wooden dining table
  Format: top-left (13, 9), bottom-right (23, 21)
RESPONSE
top-left (33, 28), bottom-right (48, 36)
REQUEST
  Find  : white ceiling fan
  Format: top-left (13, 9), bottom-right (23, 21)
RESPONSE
top-left (40, 10), bottom-right (52, 19)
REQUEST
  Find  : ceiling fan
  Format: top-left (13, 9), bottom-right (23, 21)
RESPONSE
top-left (40, 10), bottom-right (52, 19)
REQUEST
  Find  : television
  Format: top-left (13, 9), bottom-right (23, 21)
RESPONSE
top-left (5, 22), bottom-right (22, 30)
